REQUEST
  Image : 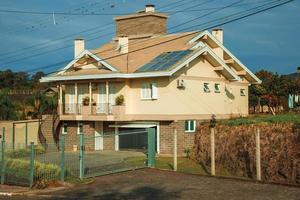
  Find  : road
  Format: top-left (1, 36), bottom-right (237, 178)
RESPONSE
top-left (4, 169), bottom-right (300, 200)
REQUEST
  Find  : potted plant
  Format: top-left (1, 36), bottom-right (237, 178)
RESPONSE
top-left (115, 95), bottom-right (125, 105)
top-left (82, 96), bottom-right (90, 106)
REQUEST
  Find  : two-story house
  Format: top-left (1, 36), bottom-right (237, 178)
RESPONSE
top-left (41, 5), bottom-right (261, 155)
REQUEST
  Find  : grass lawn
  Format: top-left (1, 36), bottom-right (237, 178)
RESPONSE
top-left (219, 113), bottom-right (300, 126)
top-left (125, 156), bottom-right (208, 175)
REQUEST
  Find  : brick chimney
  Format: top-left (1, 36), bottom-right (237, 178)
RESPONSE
top-left (114, 5), bottom-right (168, 37)
top-left (74, 38), bottom-right (85, 58)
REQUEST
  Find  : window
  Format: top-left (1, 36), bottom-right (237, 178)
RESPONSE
top-left (141, 83), bottom-right (158, 100)
top-left (78, 122), bottom-right (83, 134)
top-left (214, 83), bottom-right (221, 93)
top-left (203, 83), bottom-right (210, 93)
top-left (185, 120), bottom-right (196, 132)
top-left (240, 89), bottom-right (246, 96)
top-left (62, 123), bottom-right (68, 134)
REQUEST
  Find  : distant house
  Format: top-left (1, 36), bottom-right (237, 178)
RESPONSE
top-left (40, 5), bottom-right (261, 155)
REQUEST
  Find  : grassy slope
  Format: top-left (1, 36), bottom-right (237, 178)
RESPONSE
top-left (219, 113), bottom-right (300, 126)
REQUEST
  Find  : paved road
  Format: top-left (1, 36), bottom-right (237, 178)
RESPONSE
top-left (4, 169), bottom-right (300, 200)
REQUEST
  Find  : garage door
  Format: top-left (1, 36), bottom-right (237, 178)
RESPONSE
top-left (119, 128), bottom-right (157, 150)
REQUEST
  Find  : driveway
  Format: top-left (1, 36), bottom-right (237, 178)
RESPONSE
top-left (5, 168), bottom-right (300, 200)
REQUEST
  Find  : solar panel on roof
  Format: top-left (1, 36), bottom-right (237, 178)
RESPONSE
top-left (136, 50), bottom-right (193, 72)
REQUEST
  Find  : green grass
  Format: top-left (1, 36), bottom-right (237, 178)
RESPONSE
top-left (220, 113), bottom-right (300, 126)
top-left (126, 156), bottom-right (208, 175)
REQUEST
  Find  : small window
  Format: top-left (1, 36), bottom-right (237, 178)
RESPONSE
top-left (204, 83), bottom-right (210, 93)
top-left (141, 83), bottom-right (158, 100)
top-left (214, 83), bottom-right (221, 93)
top-left (62, 123), bottom-right (68, 134)
top-left (78, 122), bottom-right (83, 134)
top-left (240, 89), bottom-right (246, 96)
top-left (185, 120), bottom-right (196, 132)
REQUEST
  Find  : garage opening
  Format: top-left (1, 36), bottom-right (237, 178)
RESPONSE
top-left (118, 128), bottom-right (157, 151)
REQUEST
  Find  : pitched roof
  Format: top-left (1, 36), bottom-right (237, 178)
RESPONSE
top-left (136, 50), bottom-right (193, 72)
top-left (91, 32), bottom-right (198, 73)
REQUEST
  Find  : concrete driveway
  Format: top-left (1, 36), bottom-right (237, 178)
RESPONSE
top-left (6, 168), bottom-right (300, 200)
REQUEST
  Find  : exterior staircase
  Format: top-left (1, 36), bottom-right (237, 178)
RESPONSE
top-left (39, 114), bottom-right (60, 151)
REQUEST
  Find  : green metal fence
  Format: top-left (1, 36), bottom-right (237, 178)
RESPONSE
top-left (0, 127), bottom-right (156, 187)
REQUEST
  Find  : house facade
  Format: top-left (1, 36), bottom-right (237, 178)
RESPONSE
top-left (41, 5), bottom-right (261, 155)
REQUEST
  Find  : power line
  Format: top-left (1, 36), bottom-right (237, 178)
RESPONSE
top-left (0, 0), bottom-right (261, 61)
top-left (28, 0), bottom-right (293, 75)
top-left (0, 0), bottom-right (214, 63)
top-left (0, 0), bottom-right (194, 60)
top-left (0, 0), bottom-right (115, 44)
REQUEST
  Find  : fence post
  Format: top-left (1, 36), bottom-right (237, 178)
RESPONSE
top-left (25, 122), bottom-right (28, 146)
top-left (29, 142), bottom-right (35, 188)
top-left (1, 127), bottom-right (6, 184)
top-left (12, 123), bottom-right (15, 150)
top-left (173, 128), bottom-right (177, 171)
top-left (79, 133), bottom-right (84, 179)
top-left (210, 127), bottom-right (215, 176)
top-left (147, 128), bottom-right (156, 167)
top-left (60, 135), bottom-right (65, 182)
top-left (256, 128), bottom-right (261, 181)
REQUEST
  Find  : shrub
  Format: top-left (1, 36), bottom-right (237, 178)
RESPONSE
top-left (34, 145), bottom-right (46, 154)
top-left (5, 158), bottom-right (61, 188)
top-left (6, 145), bottom-right (45, 158)
top-left (115, 95), bottom-right (125, 105)
top-left (6, 148), bottom-right (30, 158)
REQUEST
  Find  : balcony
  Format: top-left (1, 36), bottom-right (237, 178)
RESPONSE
top-left (58, 103), bottom-right (126, 121)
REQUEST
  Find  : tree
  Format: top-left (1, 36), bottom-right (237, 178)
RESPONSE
top-left (0, 89), bottom-right (17, 120)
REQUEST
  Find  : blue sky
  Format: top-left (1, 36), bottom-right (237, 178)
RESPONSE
top-left (0, 0), bottom-right (299, 75)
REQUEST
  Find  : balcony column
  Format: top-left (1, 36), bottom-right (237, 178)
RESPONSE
top-left (105, 81), bottom-right (109, 113)
top-left (74, 83), bottom-right (78, 114)
top-left (89, 82), bottom-right (92, 114)
top-left (58, 84), bottom-right (63, 115)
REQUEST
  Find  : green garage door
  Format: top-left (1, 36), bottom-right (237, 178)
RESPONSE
top-left (119, 128), bottom-right (157, 151)
top-left (119, 128), bottom-right (147, 150)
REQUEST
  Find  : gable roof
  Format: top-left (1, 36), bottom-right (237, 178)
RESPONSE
top-left (58, 49), bottom-right (118, 75)
top-left (41, 30), bottom-right (258, 83)
top-left (189, 31), bottom-right (261, 84)
top-left (41, 45), bottom-right (240, 82)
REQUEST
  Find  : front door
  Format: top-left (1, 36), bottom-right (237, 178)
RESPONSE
top-left (95, 122), bottom-right (103, 150)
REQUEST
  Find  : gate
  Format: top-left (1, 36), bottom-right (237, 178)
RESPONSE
top-left (0, 127), bottom-right (156, 187)
top-left (79, 127), bottom-right (156, 178)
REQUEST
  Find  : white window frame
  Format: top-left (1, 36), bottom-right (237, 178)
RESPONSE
top-left (185, 120), bottom-right (196, 133)
top-left (77, 121), bottom-right (83, 135)
top-left (240, 88), bottom-right (246, 96)
top-left (140, 83), bottom-right (158, 100)
top-left (62, 122), bottom-right (68, 135)
top-left (214, 83), bottom-right (221, 93)
top-left (203, 83), bottom-right (210, 93)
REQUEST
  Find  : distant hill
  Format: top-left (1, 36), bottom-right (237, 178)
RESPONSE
top-left (285, 72), bottom-right (299, 79)
top-left (283, 67), bottom-right (299, 79)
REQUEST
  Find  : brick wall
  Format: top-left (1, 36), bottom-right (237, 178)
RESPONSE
top-left (115, 15), bottom-right (167, 37)
top-left (159, 121), bottom-right (197, 155)
top-left (59, 121), bottom-right (95, 151)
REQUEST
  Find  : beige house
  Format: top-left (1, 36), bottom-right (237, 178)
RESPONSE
top-left (41, 5), bottom-right (261, 155)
